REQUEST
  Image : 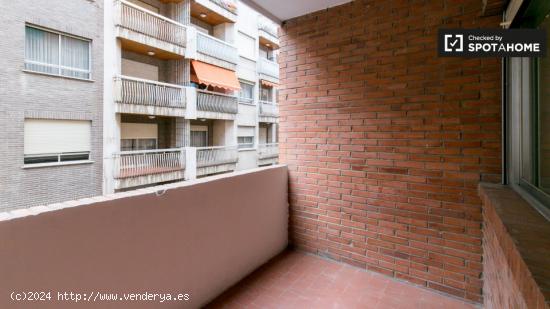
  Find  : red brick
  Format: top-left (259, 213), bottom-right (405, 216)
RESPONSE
top-left (281, 0), bottom-right (501, 302)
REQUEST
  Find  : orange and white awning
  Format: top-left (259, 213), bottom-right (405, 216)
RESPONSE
top-left (191, 60), bottom-right (240, 91)
top-left (260, 79), bottom-right (277, 88)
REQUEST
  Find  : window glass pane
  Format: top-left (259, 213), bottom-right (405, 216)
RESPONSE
top-left (60, 153), bottom-right (90, 162)
top-left (61, 35), bottom-right (90, 79)
top-left (121, 139), bottom-right (134, 151)
top-left (238, 136), bottom-right (254, 149)
top-left (135, 139), bottom-right (157, 150)
top-left (25, 26), bottom-right (60, 74)
top-left (538, 17), bottom-right (550, 194)
top-left (24, 155), bottom-right (59, 165)
top-left (239, 82), bottom-right (254, 101)
top-left (260, 85), bottom-right (273, 102)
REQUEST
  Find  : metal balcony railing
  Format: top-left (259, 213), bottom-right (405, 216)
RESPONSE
top-left (259, 58), bottom-right (279, 80)
top-left (196, 145), bottom-right (239, 168)
top-left (196, 32), bottom-right (239, 65)
top-left (116, 0), bottom-right (187, 47)
top-left (209, 0), bottom-right (237, 14)
top-left (113, 148), bottom-right (185, 179)
top-left (114, 75), bottom-right (187, 109)
top-left (259, 100), bottom-right (279, 117)
top-left (258, 143), bottom-right (279, 159)
top-left (197, 89), bottom-right (238, 114)
top-left (258, 21), bottom-right (278, 38)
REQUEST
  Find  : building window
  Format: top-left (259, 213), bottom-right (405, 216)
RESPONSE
top-left (260, 84), bottom-right (273, 102)
top-left (25, 25), bottom-right (91, 79)
top-left (120, 123), bottom-right (158, 151)
top-left (237, 126), bottom-right (255, 149)
top-left (190, 125), bottom-right (209, 147)
top-left (121, 139), bottom-right (157, 151)
top-left (507, 13), bottom-right (550, 215)
top-left (238, 81), bottom-right (254, 104)
top-left (24, 119), bottom-right (91, 165)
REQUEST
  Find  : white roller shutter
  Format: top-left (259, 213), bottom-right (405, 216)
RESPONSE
top-left (238, 126), bottom-right (255, 137)
top-left (121, 123), bottom-right (158, 140)
top-left (24, 119), bottom-right (91, 155)
top-left (121, 59), bottom-right (159, 81)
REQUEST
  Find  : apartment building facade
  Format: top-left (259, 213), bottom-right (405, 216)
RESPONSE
top-left (0, 0), bottom-right (279, 210)
top-left (0, 0), bottom-right (104, 210)
top-left (103, 0), bottom-right (280, 194)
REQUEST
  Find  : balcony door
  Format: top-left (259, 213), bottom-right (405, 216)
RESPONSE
top-left (191, 125), bottom-right (209, 147)
top-left (121, 122), bottom-right (158, 151)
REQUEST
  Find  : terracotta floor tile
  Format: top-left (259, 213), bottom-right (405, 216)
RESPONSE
top-left (206, 250), bottom-right (479, 309)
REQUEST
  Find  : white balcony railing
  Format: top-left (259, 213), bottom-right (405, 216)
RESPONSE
top-left (196, 32), bottom-right (239, 65)
top-left (197, 89), bottom-right (238, 114)
top-left (258, 20), bottom-right (278, 38)
top-left (258, 143), bottom-right (279, 159)
top-left (209, 0), bottom-right (237, 14)
top-left (113, 148), bottom-right (185, 179)
top-left (259, 100), bottom-right (279, 117)
top-left (196, 145), bottom-right (239, 168)
top-left (116, 0), bottom-right (187, 47)
top-left (259, 58), bottom-right (279, 80)
top-left (114, 75), bottom-right (187, 110)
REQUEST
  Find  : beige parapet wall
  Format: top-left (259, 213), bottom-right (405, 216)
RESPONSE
top-left (0, 165), bottom-right (289, 308)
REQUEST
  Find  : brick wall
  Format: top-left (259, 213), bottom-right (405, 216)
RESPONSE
top-left (481, 184), bottom-right (550, 309)
top-left (279, 0), bottom-right (501, 302)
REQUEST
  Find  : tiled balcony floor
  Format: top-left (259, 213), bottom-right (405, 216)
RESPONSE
top-left (207, 250), bottom-right (478, 309)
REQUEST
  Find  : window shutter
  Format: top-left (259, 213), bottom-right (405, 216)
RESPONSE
top-left (121, 123), bottom-right (158, 140)
top-left (24, 119), bottom-right (91, 155)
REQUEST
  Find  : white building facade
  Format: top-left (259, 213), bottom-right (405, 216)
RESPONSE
top-left (103, 0), bottom-right (280, 193)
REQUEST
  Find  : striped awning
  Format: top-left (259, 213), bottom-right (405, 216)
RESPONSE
top-left (191, 60), bottom-right (240, 91)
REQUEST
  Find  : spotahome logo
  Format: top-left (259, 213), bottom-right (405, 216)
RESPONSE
top-left (444, 34), bottom-right (463, 52)
top-left (438, 29), bottom-right (546, 57)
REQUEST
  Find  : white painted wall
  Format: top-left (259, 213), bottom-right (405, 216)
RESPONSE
top-left (103, 0), bottom-right (122, 195)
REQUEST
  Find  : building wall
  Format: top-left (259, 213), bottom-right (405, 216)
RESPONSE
top-left (0, 0), bottom-right (104, 210)
top-left (279, 0), bottom-right (501, 302)
top-left (480, 184), bottom-right (550, 309)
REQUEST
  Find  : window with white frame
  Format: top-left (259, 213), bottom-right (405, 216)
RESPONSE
top-left (237, 126), bottom-right (255, 149)
top-left (25, 25), bottom-right (91, 79)
top-left (237, 31), bottom-right (256, 60)
top-left (24, 119), bottom-right (91, 165)
top-left (238, 81), bottom-right (255, 104)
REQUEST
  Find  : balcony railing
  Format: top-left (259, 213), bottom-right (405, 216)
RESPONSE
top-left (197, 145), bottom-right (238, 167)
top-left (113, 148), bottom-right (185, 179)
top-left (258, 21), bottom-right (278, 38)
top-left (258, 143), bottom-right (279, 159)
top-left (197, 89), bottom-right (238, 114)
top-left (209, 0), bottom-right (237, 14)
top-left (114, 75), bottom-right (187, 111)
top-left (259, 100), bottom-right (279, 117)
top-left (196, 32), bottom-right (238, 66)
top-left (259, 58), bottom-right (279, 80)
top-left (116, 0), bottom-right (187, 48)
